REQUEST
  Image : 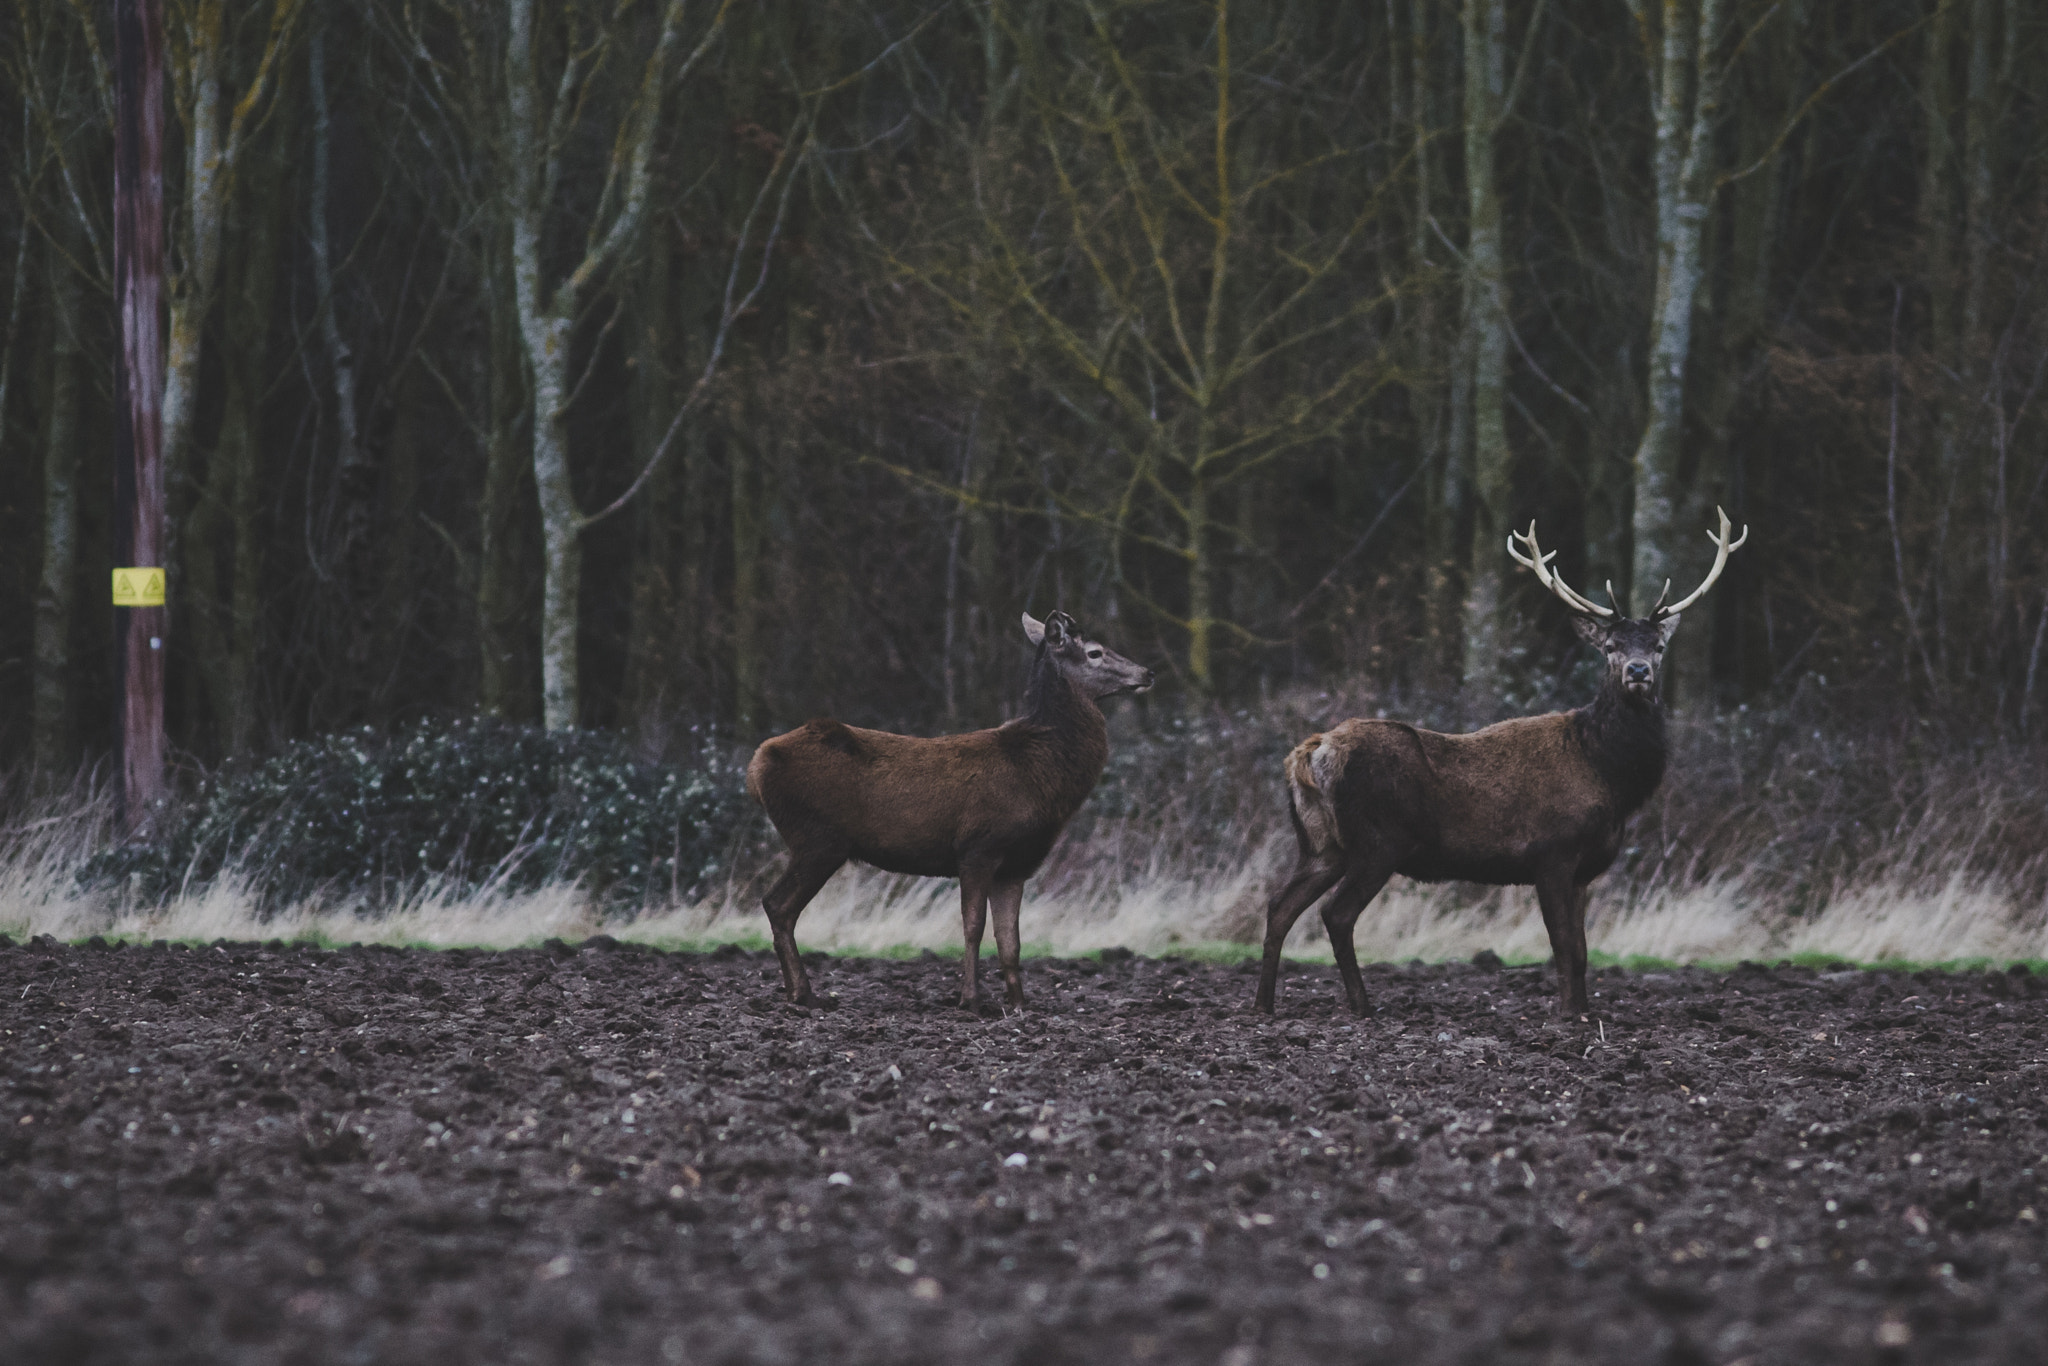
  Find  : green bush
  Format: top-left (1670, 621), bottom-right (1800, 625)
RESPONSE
top-left (80, 719), bottom-right (754, 908)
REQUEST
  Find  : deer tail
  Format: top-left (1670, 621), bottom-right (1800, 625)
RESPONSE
top-left (1284, 733), bottom-right (1345, 856)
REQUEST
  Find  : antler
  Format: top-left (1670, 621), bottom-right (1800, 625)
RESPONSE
top-left (1653, 506), bottom-right (1749, 619)
top-left (1507, 522), bottom-right (1613, 618)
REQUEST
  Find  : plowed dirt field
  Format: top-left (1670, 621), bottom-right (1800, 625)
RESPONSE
top-left (3, 936), bottom-right (2045, 1365)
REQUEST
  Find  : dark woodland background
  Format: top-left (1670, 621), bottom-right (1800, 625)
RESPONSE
top-left (2, 0), bottom-right (2045, 781)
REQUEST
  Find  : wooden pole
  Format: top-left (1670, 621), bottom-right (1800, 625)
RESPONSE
top-left (114, 0), bottom-right (167, 827)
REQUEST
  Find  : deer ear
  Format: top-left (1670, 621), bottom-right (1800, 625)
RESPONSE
top-left (1043, 612), bottom-right (1074, 646)
top-left (1570, 614), bottom-right (1608, 648)
top-left (1656, 613), bottom-right (1682, 648)
top-left (1021, 612), bottom-right (1046, 646)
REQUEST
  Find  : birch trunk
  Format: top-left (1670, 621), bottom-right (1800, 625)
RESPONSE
top-left (502, 0), bottom-right (582, 728)
top-left (160, 8), bottom-right (222, 533)
top-left (1458, 0), bottom-right (1510, 707)
top-left (1627, 0), bottom-right (1726, 708)
top-left (162, 0), bottom-right (300, 551)
top-left (503, 0), bottom-right (697, 730)
top-left (33, 251), bottom-right (85, 773)
top-left (521, 303), bottom-right (582, 732)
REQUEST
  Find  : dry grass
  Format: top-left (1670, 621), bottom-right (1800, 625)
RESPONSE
top-left (8, 850), bottom-right (2047, 968)
top-left (6, 694), bottom-right (2047, 968)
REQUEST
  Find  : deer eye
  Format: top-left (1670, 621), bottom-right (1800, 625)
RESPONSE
top-left (1087, 649), bottom-right (1103, 660)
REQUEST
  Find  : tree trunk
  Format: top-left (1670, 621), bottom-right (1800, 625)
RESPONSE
top-left (225, 362), bottom-right (263, 755)
top-left (160, 7), bottom-right (225, 552)
top-left (33, 250), bottom-right (85, 773)
top-left (114, 0), bottom-right (169, 823)
top-left (370, 365), bottom-right (425, 726)
top-left (526, 311), bottom-right (582, 732)
top-left (0, 110), bottom-right (29, 464)
top-left (185, 149), bottom-right (282, 758)
top-left (1459, 0), bottom-right (1511, 709)
top-left (502, 0), bottom-right (578, 730)
top-left (1628, 0), bottom-right (1726, 709)
top-left (478, 235), bottom-right (532, 720)
top-left (183, 393), bottom-right (265, 759)
top-left (1695, 36), bottom-right (1784, 698)
top-left (624, 238), bottom-right (682, 735)
top-left (310, 18), bottom-right (379, 716)
top-left (1412, 0), bottom-right (1462, 689)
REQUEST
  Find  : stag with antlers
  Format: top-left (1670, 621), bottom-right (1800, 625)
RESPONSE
top-left (1255, 510), bottom-right (1748, 1018)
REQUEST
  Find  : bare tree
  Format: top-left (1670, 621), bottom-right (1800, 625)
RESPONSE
top-left (884, 2), bottom-right (1408, 692)
top-left (162, 0), bottom-right (302, 532)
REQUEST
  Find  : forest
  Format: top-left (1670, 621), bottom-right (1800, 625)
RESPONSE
top-left (0, 0), bottom-right (2045, 949)
top-left (9, 11), bottom-right (2048, 1361)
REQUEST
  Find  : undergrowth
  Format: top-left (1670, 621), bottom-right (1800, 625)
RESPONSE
top-left (3, 685), bottom-right (2045, 967)
top-left (66, 719), bottom-right (753, 910)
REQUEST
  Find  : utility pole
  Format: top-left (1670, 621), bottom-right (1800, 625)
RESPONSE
top-left (113, 0), bottom-right (167, 827)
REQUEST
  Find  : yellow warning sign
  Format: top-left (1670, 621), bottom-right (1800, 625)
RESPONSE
top-left (112, 567), bottom-right (166, 607)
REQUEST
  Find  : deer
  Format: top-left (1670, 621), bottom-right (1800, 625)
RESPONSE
top-left (1255, 508), bottom-right (1748, 1020)
top-left (745, 610), bottom-right (1154, 1013)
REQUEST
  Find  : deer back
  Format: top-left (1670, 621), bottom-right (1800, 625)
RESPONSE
top-left (746, 711), bottom-right (1107, 879)
top-left (1291, 713), bottom-right (1633, 885)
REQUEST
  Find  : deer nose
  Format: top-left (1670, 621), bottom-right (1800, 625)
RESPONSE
top-left (1626, 660), bottom-right (1651, 681)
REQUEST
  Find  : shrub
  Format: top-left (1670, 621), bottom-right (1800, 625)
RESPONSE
top-left (79, 719), bottom-right (754, 909)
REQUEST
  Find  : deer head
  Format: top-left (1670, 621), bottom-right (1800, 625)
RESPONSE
top-left (1508, 508), bottom-right (1748, 701)
top-left (1023, 611), bottom-right (1154, 697)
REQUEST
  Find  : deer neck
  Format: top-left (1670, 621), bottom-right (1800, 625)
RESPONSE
top-left (1576, 685), bottom-right (1668, 815)
top-left (1018, 657), bottom-right (1111, 788)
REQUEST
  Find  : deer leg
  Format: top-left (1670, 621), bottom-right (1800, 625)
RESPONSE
top-left (1255, 856), bottom-right (1345, 1014)
top-left (1319, 862), bottom-right (1395, 1017)
top-left (1535, 871), bottom-right (1591, 1018)
top-left (762, 853), bottom-right (844, 1007)
top-left (1567, 884), bottom-right (1594, 1015)
top-left (989, 880), bottom-right (1027, 1009)
top-left (957, 862), bottom-right (996, 1012)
